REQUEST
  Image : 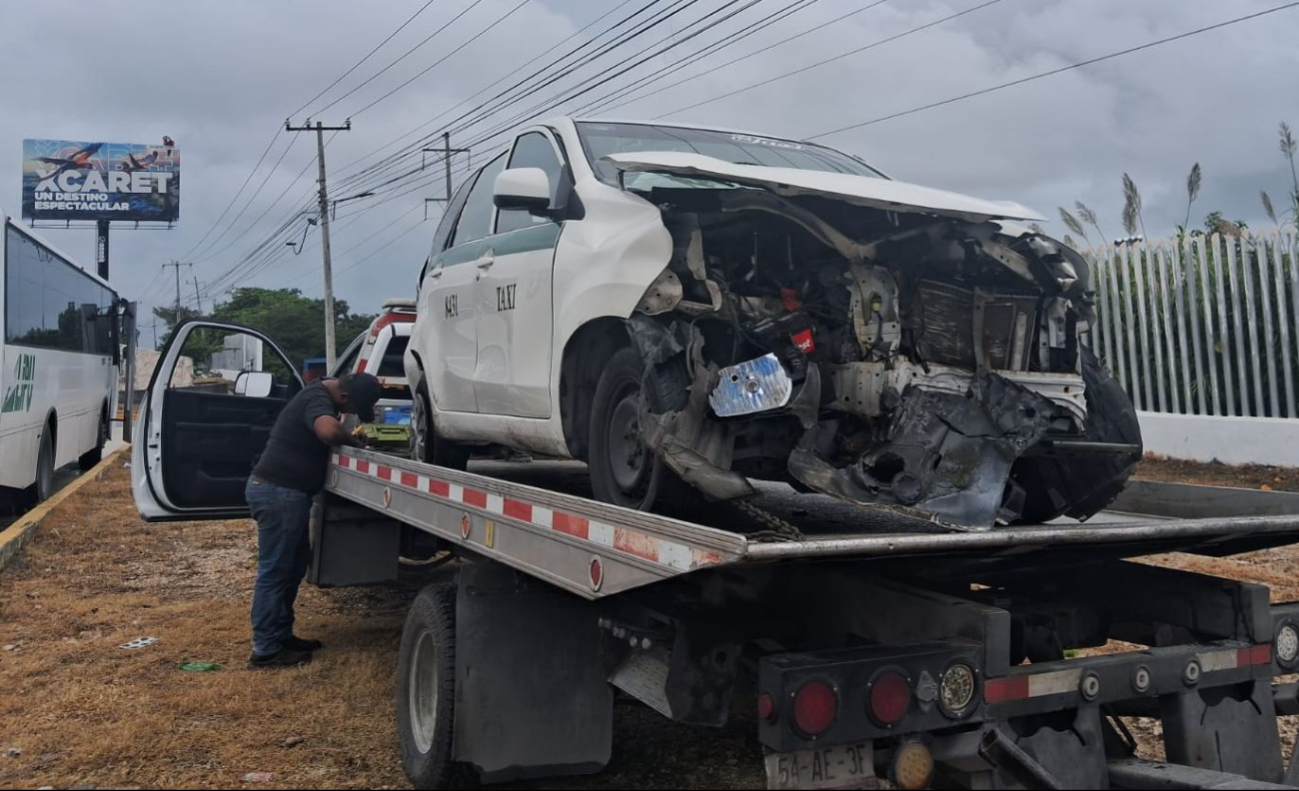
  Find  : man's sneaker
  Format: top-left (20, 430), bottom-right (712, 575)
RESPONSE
top-left (247, 647), bottom-right (314, 670)
top-left (283, 636), bottom-right (323, 652)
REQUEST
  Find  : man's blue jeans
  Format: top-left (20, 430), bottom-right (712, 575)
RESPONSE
top-left (246, 477), bottom-right (313, 657)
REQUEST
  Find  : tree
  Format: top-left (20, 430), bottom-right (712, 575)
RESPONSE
top-left (153, 288), bottom-right (376, 375)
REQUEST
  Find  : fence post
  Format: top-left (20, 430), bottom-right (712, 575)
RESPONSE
top-left (1209, 234), bottom-right (1236, 415)
top-left (1132, 241), bottom-right (1158, 411)
top-left (1119, 244), bottom-right (1143, 409)
top-left (1105, 245), bottom-right (1130, 397)
top-left (1273, 231), bottom-right (1296, 418)
top-left (1178, 237), bottom-right (1207, 415)
top-left (1155, 244), bottom-right (1180, 414)
top-left (1254, 235), bottom-right (1280, 417)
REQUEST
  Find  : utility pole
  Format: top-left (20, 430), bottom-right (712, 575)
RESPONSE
top-left (287, 118), bottom-right (352, 369)
top-left (423, 132), bottom-right (469, 219)
top-left (193, 275), bottom-right (203, 315)
top-left (161, 261), bottom-right (192, 325)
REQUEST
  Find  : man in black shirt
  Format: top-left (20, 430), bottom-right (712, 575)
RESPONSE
top-left (245, 373), bottom-right (383, 669)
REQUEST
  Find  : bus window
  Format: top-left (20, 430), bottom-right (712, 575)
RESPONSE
top-left (168, 327), bottom-right (297, 399)
top-left (4, 225), bottom-right (116, 356)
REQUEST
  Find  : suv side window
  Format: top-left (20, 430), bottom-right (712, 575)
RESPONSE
top-left (430, 175), bottom-right (474, 254)
top-left (496, 132), bottom-right (563, 235)
top-left (451, 153), bottom-right (506, 248)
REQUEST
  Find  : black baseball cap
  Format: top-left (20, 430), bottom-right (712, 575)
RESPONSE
top-left (341, 373), bottom-right (383, 423)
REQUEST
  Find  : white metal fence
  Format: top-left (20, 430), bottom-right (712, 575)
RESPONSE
top-left (1083, 231), bottom-right (1299, 419)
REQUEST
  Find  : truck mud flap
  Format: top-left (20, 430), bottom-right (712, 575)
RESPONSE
top-left (453, 561), bottom-right (612, 783)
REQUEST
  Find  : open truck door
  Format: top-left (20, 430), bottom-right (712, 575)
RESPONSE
top-left (133, 319), bottom-right (303, 521)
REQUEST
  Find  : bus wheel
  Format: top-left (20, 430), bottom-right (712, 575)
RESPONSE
top-left (396, 583), bottom-right (466, 790)
top-left (32, 427), bottom-right (55, 505)
top-left (79, 410), bottom-right (108, 470)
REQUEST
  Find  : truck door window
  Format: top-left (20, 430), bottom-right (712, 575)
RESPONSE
top-left (450, 153), bottom-right (506, 249)
top-left (167, 327), bottom-right (297, 399)
top-left (496, 132), bottom-right (564, 234)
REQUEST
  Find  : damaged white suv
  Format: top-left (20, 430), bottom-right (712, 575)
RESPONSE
top-left (405, 118), bottom-right (1141, 529)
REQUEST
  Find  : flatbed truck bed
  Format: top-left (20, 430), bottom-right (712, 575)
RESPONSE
top-left (312, 448), bottom-right (1299, 790)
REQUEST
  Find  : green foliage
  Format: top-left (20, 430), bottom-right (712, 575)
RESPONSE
top-left (154, 288), bottom-right (377, 373)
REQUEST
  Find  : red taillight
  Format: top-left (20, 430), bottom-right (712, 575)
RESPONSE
top-left (791, 328), bottom-right (816, 353)
top-left (793, 680), bottom-right (837, 736)
top-left (757, 693), bottom-right (776, 722)
top-left (868, 671), bottom-right (911, 727)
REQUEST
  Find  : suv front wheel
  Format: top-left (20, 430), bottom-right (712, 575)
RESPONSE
top-left (411, 384), bottom-right (469, 471)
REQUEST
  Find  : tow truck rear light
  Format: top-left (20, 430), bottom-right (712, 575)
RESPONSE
top-left (868, 671), bottom-right (911, 727)
top-left (792, 680), bottom-right (837, 736)
top-left (370, 311), bottom-right (413, 339)
top-left (1239, 644), bottom-right (1272, 666)
top-left (757, 693), bottom-right (776, 722)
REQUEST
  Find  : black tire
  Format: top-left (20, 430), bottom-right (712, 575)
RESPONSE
top-left (396, 584), bottom-right (464, 790)
top-left (587, 346), bottom-right (699, 513)
top-left (1012, 347), bottom-right (1143, 523)
top-left (78, 409), bottom-right (108, 471)
top-left (30, 425), bottom-right (55, 506)
top-left (411, 384), bottom-right (469, 471)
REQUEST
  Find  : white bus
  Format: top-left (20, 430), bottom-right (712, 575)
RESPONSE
top-left (1, 211), bottom-right (119, 508)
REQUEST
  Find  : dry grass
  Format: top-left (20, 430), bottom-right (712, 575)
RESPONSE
top-left (0, 465), bottom-right (412, 790)
top-left (1136, 454), bottom-right (1299, 493)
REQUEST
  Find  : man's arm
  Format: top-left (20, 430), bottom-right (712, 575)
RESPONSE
top-left (313, 415), bottom-right (366, 448)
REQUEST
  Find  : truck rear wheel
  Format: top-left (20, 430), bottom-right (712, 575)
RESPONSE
top-left (411, 384), bottom-right (469, 471)
top-left (1011, 347), bottom-right (1143, 523)
top-left (396, 584), bottom-right (463, 790)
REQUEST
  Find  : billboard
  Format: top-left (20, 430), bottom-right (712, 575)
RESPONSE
top-left (22, 138), bottom-right (180, 223)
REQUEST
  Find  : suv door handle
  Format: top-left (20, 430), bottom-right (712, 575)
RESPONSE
top-left (476, 253), bottom-right (495, 270)
top-left (428, 268), bottom-right (443, 280)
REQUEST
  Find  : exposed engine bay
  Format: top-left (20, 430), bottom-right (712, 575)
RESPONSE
top-left (627, 182), bottom-right (1139, 530)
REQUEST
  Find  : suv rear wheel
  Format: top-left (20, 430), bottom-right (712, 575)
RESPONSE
top-left (411, 384), bottom-right (469, 471)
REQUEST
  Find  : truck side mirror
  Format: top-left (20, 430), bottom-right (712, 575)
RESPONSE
top-left (234, 370), bottom-right (274, 398)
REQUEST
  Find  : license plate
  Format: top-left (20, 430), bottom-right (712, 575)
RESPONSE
top-left (764, 743), bottom-right (876, 790)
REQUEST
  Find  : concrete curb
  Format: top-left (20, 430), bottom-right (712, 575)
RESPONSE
top-left (0, 444), bottom-right (130, 573)
top-left (1111, 479), bottom-right (1299, 519)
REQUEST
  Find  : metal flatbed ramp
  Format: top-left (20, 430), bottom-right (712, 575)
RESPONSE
top-left (327, 449), bottom-right (1299, 597)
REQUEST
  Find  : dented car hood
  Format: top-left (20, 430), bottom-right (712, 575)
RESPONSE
top-left (603, 152), bottom-right (1046, 224)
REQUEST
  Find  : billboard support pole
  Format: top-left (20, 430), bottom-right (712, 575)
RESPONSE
top-left (96, 220), bottom-right (110, 280)
top-left (122, 301), bottom-right (137, 441)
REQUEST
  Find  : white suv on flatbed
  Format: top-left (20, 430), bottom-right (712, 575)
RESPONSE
top-left (405, 118), bottom-right (1141, 529)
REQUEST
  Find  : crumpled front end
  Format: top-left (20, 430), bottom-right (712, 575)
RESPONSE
top-left (621, 172), bottom-right (1133, 530)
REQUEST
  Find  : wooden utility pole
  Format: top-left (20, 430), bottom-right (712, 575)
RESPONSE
top-left (286, 119), bottom-right (351, 369)
top-left (192, 275), bottom-right (203, 315)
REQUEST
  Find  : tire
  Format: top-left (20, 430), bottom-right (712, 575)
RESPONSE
top-left (30, 425), bottom-right (55, 506)
top-left (411, 384), bottom-right (469, 471)
top-left (1012, 347), bottom-right (1143, 523)
top-left (587, 346), bottom-right (699, 513)
top-left (396, 584), bottom-right (463, 790)
top-left (78, 409), bottom-right (108, 471)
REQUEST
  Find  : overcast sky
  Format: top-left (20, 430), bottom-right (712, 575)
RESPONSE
top-left (2, 0), bottom-right (1296, 342)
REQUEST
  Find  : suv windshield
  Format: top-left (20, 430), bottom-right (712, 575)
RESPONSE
top-left (577, 122), bottom-right (883, 186)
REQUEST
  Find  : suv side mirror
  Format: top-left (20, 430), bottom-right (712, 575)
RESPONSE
top-left (234, 370), bottom-right (275, 398)
top-left (493, 168), bottom-right (551, 215)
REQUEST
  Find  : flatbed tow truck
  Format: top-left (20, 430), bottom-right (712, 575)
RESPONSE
top-left (314, 447), bottom-right (1299, 791)
top-left (134, 321), bottom-right (1299, 790)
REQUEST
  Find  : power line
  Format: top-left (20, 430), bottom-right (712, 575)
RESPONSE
top-left (656, 0), bottom-right (1005, 118)
top-left (290, 0), bottom-right (441, 119)
top-left (807, 1), bottom-right (1299, 139)
top-left (598, 0), bottom-right (889, 114)
top-left (177, 127), bottom-right (283, 260)
top-left (191, 133), bottom-right (302, 262)
top-left (347, 0), bottom-right (534, 119)
top-left (311, 0), bottom-right (494, 118)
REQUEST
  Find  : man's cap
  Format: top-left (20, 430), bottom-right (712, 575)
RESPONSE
top-left (342, 373), bottom-right (383, 423)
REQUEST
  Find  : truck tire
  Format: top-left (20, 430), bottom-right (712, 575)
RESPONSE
top-left (1011, 346), bottom-right (1143, 523)
top-left (411, 384), bottom-right (469, 471)
top-left (396, 583), bottom-right (464, 790)
top-left (78, 409), bottom-right (108, 471)
top-left (588, 346), bottom-right (700, 513)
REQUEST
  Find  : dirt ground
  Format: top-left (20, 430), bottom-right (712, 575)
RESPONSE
top-left (1136, 454), bottom-right (1299, 492)
top-left (1, 462), bottom-right (1296, 790)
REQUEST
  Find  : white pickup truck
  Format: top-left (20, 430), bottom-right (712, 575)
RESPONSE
top-left (405, 118), bottom-right (1141, 529)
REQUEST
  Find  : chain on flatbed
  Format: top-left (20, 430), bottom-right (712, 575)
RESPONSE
top-left (730, 499), bottom-right (805, 542)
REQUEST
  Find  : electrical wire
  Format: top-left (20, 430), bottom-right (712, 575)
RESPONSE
top-left (807, 0), bottom-right (1299, 139)
top-left (655, 0), bottom-right (1005, 118)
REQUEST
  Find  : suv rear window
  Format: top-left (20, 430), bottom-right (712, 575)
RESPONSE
top-left (377, 335), bottom-right (409, 377)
